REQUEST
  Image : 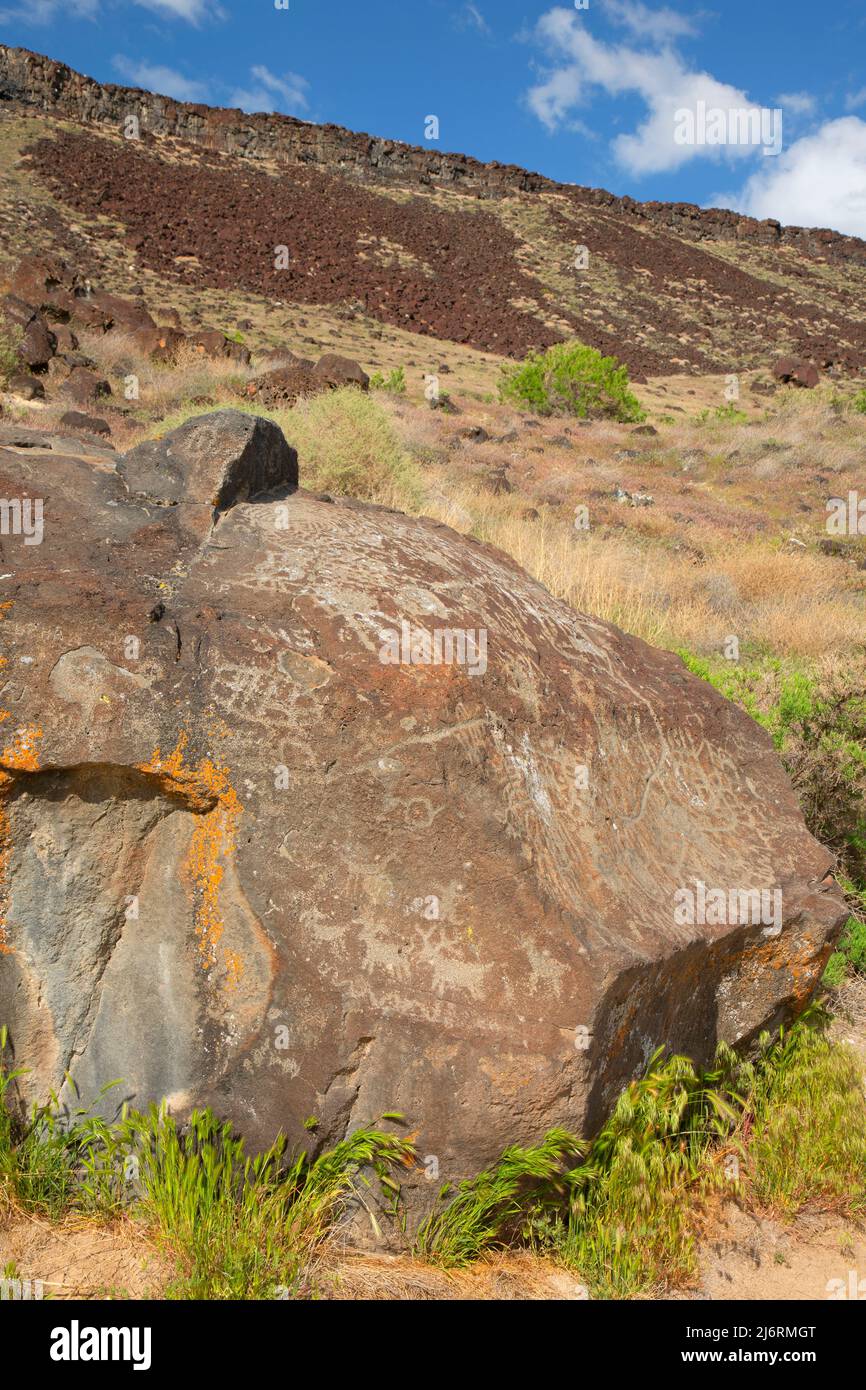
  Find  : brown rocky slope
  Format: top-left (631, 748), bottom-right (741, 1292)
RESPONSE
top-left (2, 46), bottom-right (866, 381)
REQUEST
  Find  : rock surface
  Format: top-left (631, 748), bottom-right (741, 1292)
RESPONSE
top-left (0, 412), bottom-right (845, 1218)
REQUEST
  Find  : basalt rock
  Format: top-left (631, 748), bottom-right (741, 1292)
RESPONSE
top-left (59, 409), bottom-right (111, 437)
top-left (7, 372), bottom-right (45, 400)
top-left (0, 412), bottom-right (845, 1223)
top-left (773, 356), bottom-right (820, 389)
top-left (312, 353), bottom-right (369, 391)
top-left (2, 45), bottom-right (866, 271)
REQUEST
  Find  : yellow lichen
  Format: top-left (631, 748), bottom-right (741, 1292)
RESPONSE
top-left (0, 724), bottom-right (43, 954)
top-left (139, 735), bottom-right (243, 981)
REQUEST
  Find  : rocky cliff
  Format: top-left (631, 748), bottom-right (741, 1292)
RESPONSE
top-left (2, 43), bottom-right (866, 268)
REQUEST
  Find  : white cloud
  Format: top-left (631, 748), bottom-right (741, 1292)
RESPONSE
top-left (133, 0), bottom-right (224, 22)
top-left (458, 3), bottom-right (490, 35)
top-left (0, 0), bottom-right (221, 21)
top-left (776, 91), bottom-right (816, 116)
top-left (112, 54), bottom-right (209, 102)
top-left (526, 7), bottom-right (757, 175)
top-left (229, 66), bottom-right (310, 115)
top-left (0, 0), bottom-right (97, 21)
top-left (845, 87), bottom-right (866, 112)
top-left (717, 117), bottom-right (866, 238)
top-left (605, 0), bottom-right (698, 44)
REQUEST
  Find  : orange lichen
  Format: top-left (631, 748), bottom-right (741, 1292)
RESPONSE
top-left (0, 724), bottom-right (43, 954)
top-left (139, 735), bottom-right (243, 980)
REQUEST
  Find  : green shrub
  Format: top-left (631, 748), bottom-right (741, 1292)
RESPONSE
top-left (280, 387), bottom-right (423, 506)
top-left (851, 389), bottom-right (866, 414)
top-left (498, 341), bottom-right (645, 422)
top-left (415, 1010), bottom-right (866, 1296)
top-left (678, 653), bottom-right (866, 889)
top-left (0, 326), bottom-right (19, 385)
top-left (824, 913), bottom-right (866, 985)
top-left (369, 366), bottom-right (406, 395)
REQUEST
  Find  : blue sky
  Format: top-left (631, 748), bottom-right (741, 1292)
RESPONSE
top-left (2, 0), bottom-right (866, 236)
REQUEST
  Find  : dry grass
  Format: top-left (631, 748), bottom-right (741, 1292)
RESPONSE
top-left (7, 300), bottom-right (864, 666)
top-left (76, 330), bottom-right (255, 418)
top-left (418, 483), bottom-right (864, 658)
top-left (316, 1246), bottom-right (588, 1300)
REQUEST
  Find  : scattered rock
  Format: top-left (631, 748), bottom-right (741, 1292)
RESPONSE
top-left (130, 325), bottom-right (187, 362)
top-left (613, 484), bottom-right (654, 507)
top-left (62, 367), bottom-right (112, 404)
top-left (7, 372), bottom-right (45, 400)
top-left (190, 329), bottom-right (251, 365)
top-left (59, 410), bottom-right (112, 437)
top-left (18, 314), bottom-right (56, 370)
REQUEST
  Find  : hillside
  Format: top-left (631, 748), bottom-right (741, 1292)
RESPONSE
top-left (2, 44), bottom-right (866, 384)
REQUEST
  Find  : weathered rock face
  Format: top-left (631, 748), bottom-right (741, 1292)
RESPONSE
top-left (0, 413), bottom-right (845, 1215)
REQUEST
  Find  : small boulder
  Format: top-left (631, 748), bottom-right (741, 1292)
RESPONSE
top-left (190, 329), bottom-right (251, 366)
top-left (59, 410), bottom-right (112, 438)
top-left (7, 372), bottom-right (45, 400)
top-left (245, 363), bottom-right (321, 408)
top-left (89, 290), bottom-right (156, 335)
top-left (130, 325), bottom-right (187, 362)
top-left (118, 409), bottom-right (298, 511)
top-left (52, 324), bottom-right (80, 354)
top-left (19, 314), bottom-right (56, 370)
top-left (773, 357), bottom-right (819, 389)
top-left (312, 353), bottom-right (369, 391)
top-left (62, 367), bottom-right (112, 404)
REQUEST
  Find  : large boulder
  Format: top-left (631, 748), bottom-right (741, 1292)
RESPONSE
top-left (0, 412), bottom-right (844, 1222)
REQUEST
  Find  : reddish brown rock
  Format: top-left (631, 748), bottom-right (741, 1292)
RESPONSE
top-left (773, 356), bottom-right (820, 388)
top-left (313, 352), bottom-right (369, 390)
top-left (245, 362), bottom-right (322, 406)
top-left (190, 329), bottom-right (251, 366)
top-left (7, 372), bottom-right (45, 399)
top-left (59, 410), bottom-right (111, 437)
top-left (0, 411), bottom-right (845, 1225)
top-left (18, 314), bottom-right (56, 370)
top-left (130, 325), bottom-right (187, 362)
top-left (61, 365), bottom-right (112, 403)
top-left (91, 290), bottom-right (156, 335)
top-left (51, 323), bottom-right (79, 354)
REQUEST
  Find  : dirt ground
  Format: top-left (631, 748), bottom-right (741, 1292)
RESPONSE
top-left (0, 1209), bottom-right (169, 1299)
top-left (3, 1200), bottom-right (863, 1301)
